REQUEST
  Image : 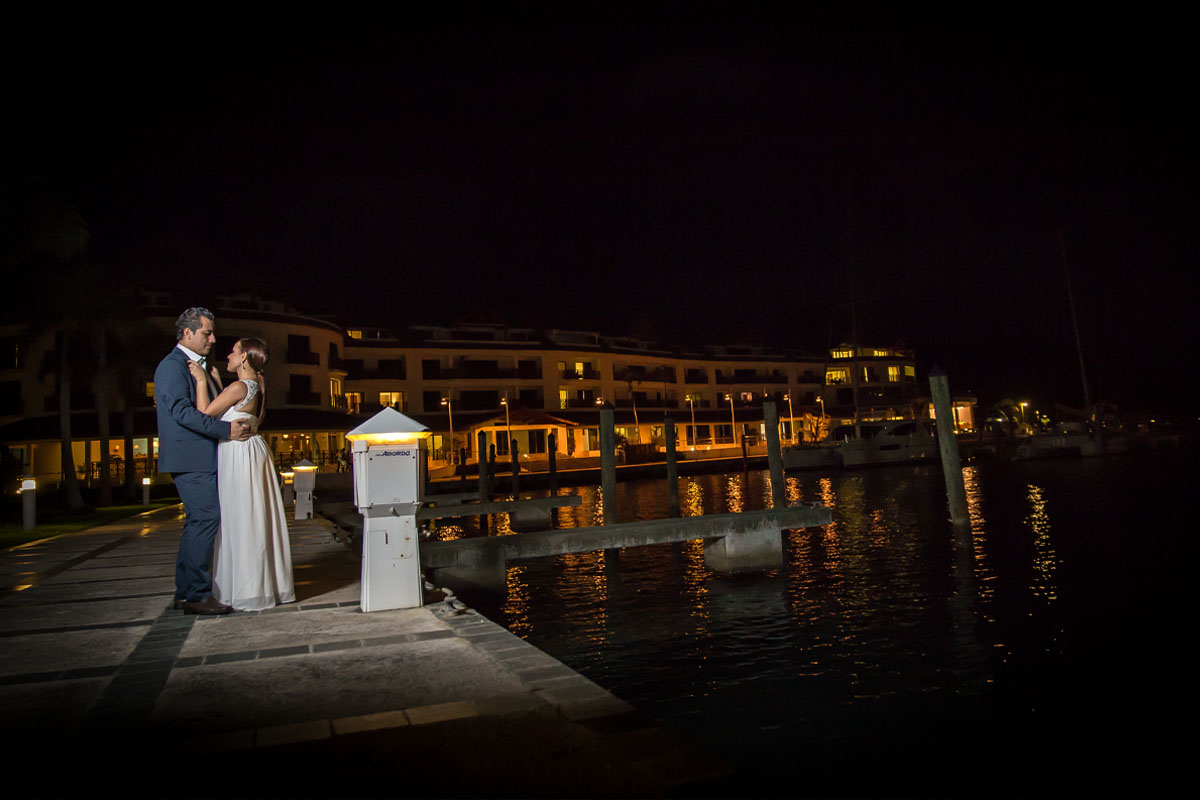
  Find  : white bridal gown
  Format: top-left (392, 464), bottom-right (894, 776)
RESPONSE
top-left (213, 380), bottom-right (296, 611)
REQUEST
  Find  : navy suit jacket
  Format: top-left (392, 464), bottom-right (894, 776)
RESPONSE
top-left (154, 347), bottom-right (231, 474)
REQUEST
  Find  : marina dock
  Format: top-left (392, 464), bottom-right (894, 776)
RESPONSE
top-left (0, 505), bottom-right (729, 798)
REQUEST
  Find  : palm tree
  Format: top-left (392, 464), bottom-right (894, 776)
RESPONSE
top-left (104, 296), bottom-right (160, 501)
top-left (4, 180), bottom-right (93, 511)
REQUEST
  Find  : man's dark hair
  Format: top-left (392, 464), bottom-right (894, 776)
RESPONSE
top-left (175, 307), bottom-right (214, 341)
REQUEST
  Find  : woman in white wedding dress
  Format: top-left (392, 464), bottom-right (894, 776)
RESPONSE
top-left (189, 337), bottom-right (295, 611)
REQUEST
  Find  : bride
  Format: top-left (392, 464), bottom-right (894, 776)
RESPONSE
top-left (189, 337), bottom-right (295, 611)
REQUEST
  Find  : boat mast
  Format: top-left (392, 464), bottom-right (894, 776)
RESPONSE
top-left (1058, 229), bottom-right (1093, 413)
top-left (847, 172), bottom-right (861, 424)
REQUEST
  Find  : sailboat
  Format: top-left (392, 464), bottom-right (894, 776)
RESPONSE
top-left (1014, 231), bottom-right (1130, 459)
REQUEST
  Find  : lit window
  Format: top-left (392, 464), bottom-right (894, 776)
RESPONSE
top-left (887, 366), bottom-right (900, 382)
top-left (379, 391), bottom-right (404, 409)
top-left (347, 330), bottom-right (363, 339)
top-left (826, 368), bottom-right (849, 385)
top-left (873, 348), bottom-right (889, 357)
top-left (904, 365), bottom-right (916, 379)
top-left (558, 387), bottom-right (568, 410)
top-left (831, 348), bottom-right (853, 360)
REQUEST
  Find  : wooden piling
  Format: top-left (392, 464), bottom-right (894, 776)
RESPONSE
top-left (477, 432), bottom-right (491, 503)
top-left (600, 407), bottom-right (617, 524)
top-left (511, 438), bottom-right (520, 497)
top-left (665, 417), bottom-right (680, 517)
top-left (929, 367), bottom-right (969, 527)
top-left (547, 432), bottom-right (558, 494)
top-left (763, 400), bottom-right (785, 509)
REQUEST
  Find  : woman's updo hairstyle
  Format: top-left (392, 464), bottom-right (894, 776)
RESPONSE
top-left (239, 337), bottom-right (269, 372)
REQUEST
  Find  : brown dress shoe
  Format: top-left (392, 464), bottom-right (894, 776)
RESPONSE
top-left (182, 596), bottom-right (233, 615)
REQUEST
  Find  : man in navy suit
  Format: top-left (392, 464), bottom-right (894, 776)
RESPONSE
top-left (154, 307), bottom-right (252, 615)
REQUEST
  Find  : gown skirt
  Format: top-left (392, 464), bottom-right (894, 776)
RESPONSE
top-left (213, 410), bottom-right (295, 611)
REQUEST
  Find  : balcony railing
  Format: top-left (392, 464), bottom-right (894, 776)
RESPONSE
top-left (715, 370), bottom-right (787, 384)
top-left (614, 396), bottom-right (678, 409)
top-left (561, 368), bottom-right (602, 380)
top-left (614, 367), bottom-right (677, 383)
top-left (286, 389), bottom-right (321, 406)
top-left (286, 350), bottom-right (320, 366)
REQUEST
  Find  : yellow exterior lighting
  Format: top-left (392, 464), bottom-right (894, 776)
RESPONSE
top-left (346, 430), bottom-right (430, 446)
top-left (346, 406), bottom-right (432, 448)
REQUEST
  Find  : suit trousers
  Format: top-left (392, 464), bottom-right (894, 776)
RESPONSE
top-left (173, 471), bottom-right (221, 602)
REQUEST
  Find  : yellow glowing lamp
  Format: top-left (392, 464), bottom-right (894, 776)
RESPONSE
top-left (292, 459), bottom-right (318, 472)
top-left (347, 407), bottom-right (431, 508)
top-left (19, 478), bottom-right (36, 493)
top-left (346, 407), bottom-right (431, 448)
top-left (142, 477), bottom-right (151, 486)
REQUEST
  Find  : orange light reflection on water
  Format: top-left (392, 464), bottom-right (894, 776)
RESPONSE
top-left (963, 466), bottom-right (996, 620)
top-left (1025, 483), bottom-right (1059, 604)
top-left (683, 480), bottom-right (704, 518)
top-left (501, 563), bottom-right (532, 637)
top-left (724, 474), bottom-right (744, 514)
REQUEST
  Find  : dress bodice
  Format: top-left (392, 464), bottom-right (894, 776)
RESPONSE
top-left (220, 379), bottom-right (260, 429)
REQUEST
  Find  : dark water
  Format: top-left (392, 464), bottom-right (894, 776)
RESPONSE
top-left (442, 450), bottom-right (1195, 798)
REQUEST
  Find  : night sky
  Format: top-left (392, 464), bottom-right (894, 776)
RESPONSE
top-left (7, 10), bottom-right (1197, 417)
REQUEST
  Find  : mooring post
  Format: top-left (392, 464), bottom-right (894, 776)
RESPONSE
top-left (478, 432), bottom-right (491, 503)
top-left (547, 432), bottom-right (558, 495)
top-left (665, 417), bottom-right (680, 517)
top-left (511, 438), bottom-right (520, 497)
top-left (763, 400), bottom-right (785, 508)
top-left (929, 366), bottom-right (969, 527)
top-left (600, 406), bottom-right (617, 524)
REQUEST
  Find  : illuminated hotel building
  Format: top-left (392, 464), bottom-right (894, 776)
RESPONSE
top-left (1, 293), bottom-right (968, 487)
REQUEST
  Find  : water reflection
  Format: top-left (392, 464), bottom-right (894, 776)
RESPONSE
top-left (683, 479), bottom-right (704, 518)
top-left (962, 465), bottom-right (995, 615)
top-left (723, 474), bottom-right (745, 513)
top-left (454, 454), bottom-right (1185, 797)
top-left (1025, 483), bottom-right (1058, 604)
top-left (501, 563), bottom-right (531, 637)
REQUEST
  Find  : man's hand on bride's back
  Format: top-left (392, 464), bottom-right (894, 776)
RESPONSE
top-left (229, 419), bottom-right (254, 441)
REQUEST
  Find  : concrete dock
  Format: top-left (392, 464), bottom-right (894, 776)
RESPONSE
top-left (1, 505), bottom-right (730, 798)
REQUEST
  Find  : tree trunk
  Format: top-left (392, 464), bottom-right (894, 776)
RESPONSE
top-left (123, 403), bottom-right (136, 501)
top-left (57, 331), bottom-right (86, 511)
top-left (96, 328), bottom-right (112, 506)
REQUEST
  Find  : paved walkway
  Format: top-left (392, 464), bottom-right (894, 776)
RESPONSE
top-left (1, 505), bottom-right (730, 799)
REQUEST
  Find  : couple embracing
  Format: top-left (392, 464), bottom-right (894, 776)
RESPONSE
top-left (154, 307), bottom-right (295, 615)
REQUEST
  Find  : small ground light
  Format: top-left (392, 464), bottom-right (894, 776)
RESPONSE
top-left (21, 478), bottom-right (36, 531)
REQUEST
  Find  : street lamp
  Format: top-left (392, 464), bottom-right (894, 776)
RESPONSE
top-left (687, 394), bottom-right (697, 449)
top-left (440, 395), bottom-right (454, 464)
top-left (725, 393), bottom-right (737, 446)
top-left (784, 392), bottom-right (796, 444)
top-left (500, 393), bottom-right (512, 461)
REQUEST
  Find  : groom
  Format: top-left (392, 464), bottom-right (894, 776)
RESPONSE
top-left (155, 307), bottom-right (252, 615)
